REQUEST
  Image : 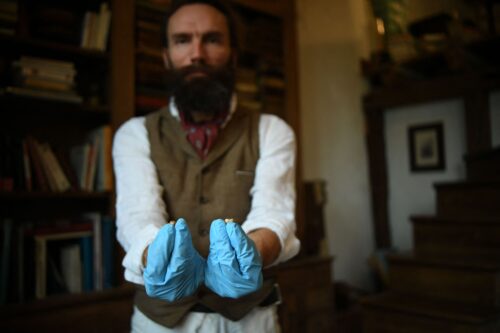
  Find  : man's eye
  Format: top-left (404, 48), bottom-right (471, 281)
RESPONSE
top-left (206, 35), bottom-right (222, 44)
top-left (174, 37), bottom-right (189, 44)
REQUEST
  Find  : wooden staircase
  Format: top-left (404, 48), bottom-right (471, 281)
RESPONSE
top-left (361, 148), bottom-right (500, 332)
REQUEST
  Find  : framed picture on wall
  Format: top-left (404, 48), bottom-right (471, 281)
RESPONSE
top-left (408, 122), bottom-right (445, 172)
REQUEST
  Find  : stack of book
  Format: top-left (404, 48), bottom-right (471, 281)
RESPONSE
top-left (80, 3), bottom-right (111, 51)
top-left (260, 64), bottom-right (286, 118)
top-left (24, 136), bottom-right (73, 193)
top-left (135, 1), bottom-right (169, 113)
top-left (235, 67), bottom-right (262, 112)
top-left (9, 56), bottom-right (82, 104)
top-left (70, 125), bottom-right (113, 192)
top-left (0, 125), bottom-right (113, 193)
top-left (0, 0), bottom-right (17, 36)
top-left (0, 213), bottom-right (115, 303)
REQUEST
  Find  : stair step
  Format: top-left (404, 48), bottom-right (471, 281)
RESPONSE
top-left (411, 215), bottom-right (500, 261)
top-left (466, 148), bottom-right (500, 182)
top-left (362, 292), bottom-right (500, 333)
top-left (435, 182), bottom-right (500, 218)
top-left (388, 253), bottom-right (500, 309)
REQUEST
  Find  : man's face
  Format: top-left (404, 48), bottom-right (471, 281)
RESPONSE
top-left (162, 4), bottom-right (235, 122)
top-left (163, 3), bottom-right (233, 73)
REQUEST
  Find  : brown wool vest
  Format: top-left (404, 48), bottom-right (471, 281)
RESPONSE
top-left (135, 106), bottom-right (274, 328)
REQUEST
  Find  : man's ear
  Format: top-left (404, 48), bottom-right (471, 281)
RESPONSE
top-left (162, 49), bottom-right (171, 70)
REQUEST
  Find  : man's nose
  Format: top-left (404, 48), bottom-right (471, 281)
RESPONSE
top-left (190, 41), bottom-right (205, 64)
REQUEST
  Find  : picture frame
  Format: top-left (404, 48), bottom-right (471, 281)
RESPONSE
top-left (407, 122), bottom-right (445, 172)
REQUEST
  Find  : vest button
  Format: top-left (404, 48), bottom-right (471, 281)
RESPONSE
top-left (200, 196), bottom-right (209, 204)
top-left (199, 229), bottom-right (209, 236)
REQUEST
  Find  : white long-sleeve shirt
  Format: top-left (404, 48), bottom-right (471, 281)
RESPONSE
top-left (112, 105), bottom-right (300, 284)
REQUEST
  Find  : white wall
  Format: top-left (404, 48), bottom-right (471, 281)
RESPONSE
top-left (296, 0), bottom-right (375, 290)
top-left (384, 100), bottom-right (467, 250)
top-left (490, 90), bottom-right (500, 147)
top-left (294, 0), bottom-right (498, 290)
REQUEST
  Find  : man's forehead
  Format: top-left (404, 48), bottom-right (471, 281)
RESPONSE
top-left (168, 3), bottom-right (229, 35)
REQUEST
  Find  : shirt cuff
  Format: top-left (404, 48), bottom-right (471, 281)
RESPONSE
top-left (241, 219), bottom-right (300, 267)
top-left (122, 223), bottom-right (161, 285)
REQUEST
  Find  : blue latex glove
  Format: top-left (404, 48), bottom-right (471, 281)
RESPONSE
top-left (143, 218), bottom-right (205, 302)
top-left (205, 219), bottom-right (263, 298)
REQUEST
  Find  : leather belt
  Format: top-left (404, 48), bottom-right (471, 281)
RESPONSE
top-left (191, 283), bottom-right (282, 313)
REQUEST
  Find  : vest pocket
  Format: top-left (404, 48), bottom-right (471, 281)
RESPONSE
top-left (235, 170), bottom-right (254, 176)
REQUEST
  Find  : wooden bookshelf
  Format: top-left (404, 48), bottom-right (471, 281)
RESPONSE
top-left (0, 191), bottom-right (111, 218)
top-left (0, 0), bottom-right (121, 317)
top-left (0, 34), bottom-right (109, 60)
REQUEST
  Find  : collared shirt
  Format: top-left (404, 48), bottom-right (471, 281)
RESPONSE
top-left (112, 103), bottom-right (300, 284)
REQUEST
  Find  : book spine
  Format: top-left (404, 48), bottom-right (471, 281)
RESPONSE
top-left (96, 3), bottom-right (111, 51)
top-left (44, 145), bottom-right (71, 192)
top-left (81, 236), bottom-right (93, 291)
top-left (35, 142), bottom-right (59, 192)
top-left (25, 137), bottom-right (49, 192)
top-left (101, 216), bottom-right (114, 289)
top-left (34, 236), bottom-right (47, 299)
top-left (85, 142), bottom-right (97, 191)
top-left (0, 219), bottom-right (13, 304)
top-left (22, 140), bottom-right (32, 191)
top-left (90, 213), bottom-right (103, 291)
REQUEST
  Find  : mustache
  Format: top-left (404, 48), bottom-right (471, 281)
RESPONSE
top-left (177, 64), bottom-right (218, 79)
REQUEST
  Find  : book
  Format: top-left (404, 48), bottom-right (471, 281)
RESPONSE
top-left (54, 148), bottom-right (79, 191)
top-left (23, 76), bottom-right (74, 92)
top-left (0, 219), bottom-right (13, 304)
top-left (95, 3), bottom-right (111, 51)
top-left (16, 223), bottom-right (26, 302)
top-left (0, 132), bottom-right (16, 192)
top-left (60, 243), bottom-right (82, 293)
top-left (79, 11), bottom-right (91, 48)
top-left (34, 227), bottom-right (92, 299)
top-left (33, 141), bottom-right (59, 192)
top-left (69, 143), bottom-right (91, 190)
top-left (85, 142), bottom-right (97, 191)
top-left (0, 1), bottom-right (18, 14)
top-left (101, 216), bottom-right (114, 289)
top-left (21, 140), bottom-right (32, 191)
top-left (5, 86), bottom-right (83, 104)
top-left (235, 82), bottom-right (259, 94)
top-left (80, 235), bottom-right (93, 291)
top-left (25, 136), bottom-right (49, 191)
top-left (39, 143), bottom-right (72, 192)
top-left (81, 3), bottom-right (111, 51)
top-left (88, 126), bottom-right (113, 192)
top-left (13, 61), bottom-right (76, 83)
top-left (18, 56), bottom-right (76, 73)
top-left (84, 212), bottom-right (102, 291)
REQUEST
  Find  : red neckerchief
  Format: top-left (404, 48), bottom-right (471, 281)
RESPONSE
top-left (179, 110), bottom-right (228, 159)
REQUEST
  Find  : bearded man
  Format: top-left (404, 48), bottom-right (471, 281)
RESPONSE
top-left (112, 0), bottom-right (300, 331)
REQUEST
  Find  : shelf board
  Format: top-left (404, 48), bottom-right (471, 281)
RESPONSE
top-left (0, 34), bottom-right (109, 62)
top-left (0, 284), bottom-right (135, 332)
top-left (0, 94), bottom-right (110, 121)
top-left (2, 284), bottom-right (134, 314)
top-left (0, 191), bottom-right (112, 218)
top-left (363, 71), bottom-right (500, 111)
top-left (135, 0), bottom-right (284, 18)
top-left (231, 0), bottom-right (284, 17)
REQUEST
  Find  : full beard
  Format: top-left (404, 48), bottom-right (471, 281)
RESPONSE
top-left (168, 63), bottom-right (235, 123)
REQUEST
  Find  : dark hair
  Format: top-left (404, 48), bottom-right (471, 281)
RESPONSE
top-left (162, 0), bottom-right (238, 50)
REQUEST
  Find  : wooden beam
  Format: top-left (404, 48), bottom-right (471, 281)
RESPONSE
top-left (110, 0), bottom-right (135, 131)
top-left (364, 107), bottom-right (391, 248)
